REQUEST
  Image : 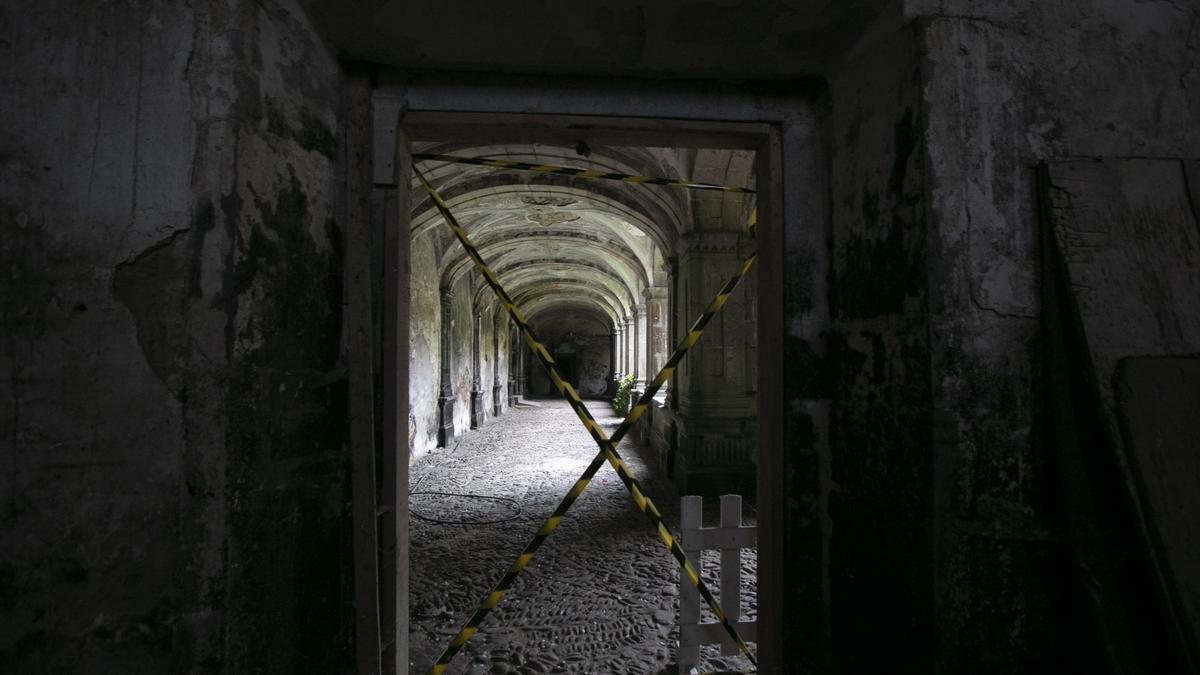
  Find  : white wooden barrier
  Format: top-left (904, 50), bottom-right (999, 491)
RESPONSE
top-left (678, 494), bottom-right (757, 674)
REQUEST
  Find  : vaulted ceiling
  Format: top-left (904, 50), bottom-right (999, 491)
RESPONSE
top-left (411, 143), bottom-right (755, 329)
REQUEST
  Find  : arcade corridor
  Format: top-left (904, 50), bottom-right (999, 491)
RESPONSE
top-left (407, 399), bottom-right (756, 674)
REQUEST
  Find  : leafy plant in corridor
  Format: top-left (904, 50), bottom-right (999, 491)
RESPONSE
top-left (612, 373), bottom-right (636, 415)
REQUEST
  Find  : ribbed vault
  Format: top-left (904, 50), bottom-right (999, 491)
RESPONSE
top-left (412, 142), bottom-right (753, 333)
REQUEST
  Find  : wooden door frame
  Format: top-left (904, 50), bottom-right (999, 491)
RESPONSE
top-left (348, 70), bottom-right (831, 675)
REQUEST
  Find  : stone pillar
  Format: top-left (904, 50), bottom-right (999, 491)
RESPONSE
top-left (607, 327), bottom-right (618, 396)
top-left (646, 287), bottom-right (669, 397)
top-left (437, 286), bottom-right (456, 447)
top-left (672, 231), bottom-right (756, 497)
top-left (614, 323), bottom-right (625, 377)
top-left (515, 324), bottom-right (527, 398)
top-left (470, 310), bottom-right (484, 429)
top-left (666, 255), bottom-right (680, 411)
top-left (492, 313), bottom-right (504, 416)
top-left (628, 314), bottom-right (638, 379)
top-left (508, 322), bottom-right (519, 406)
top-left (634, 302), bottom-right (648, 394)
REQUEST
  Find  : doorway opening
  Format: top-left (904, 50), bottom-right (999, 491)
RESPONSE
top-left (406, 138), bottom-right (758, 672)
top-left (350, 72), bottom-right (825, 675)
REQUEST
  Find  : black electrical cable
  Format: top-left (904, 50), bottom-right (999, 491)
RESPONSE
top-left (408, 440), bottom-right (523, 525)
top-left (408, 491), bottom-right (522, 526)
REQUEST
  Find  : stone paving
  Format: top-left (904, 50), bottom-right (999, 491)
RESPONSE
top-left (408, 399), bottom-right (757, 674)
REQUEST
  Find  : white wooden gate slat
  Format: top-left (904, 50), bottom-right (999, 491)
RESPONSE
top-left (677, 494), bottom-right (756, 673)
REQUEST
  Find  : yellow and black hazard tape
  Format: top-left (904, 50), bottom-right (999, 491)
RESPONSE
top-left (414, 153), bottom-right (756, 194)
top-left (413, 165), bottom-right (758, 674)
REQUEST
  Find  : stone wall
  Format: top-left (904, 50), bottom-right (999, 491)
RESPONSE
top-left (0, 0), bottom-right (350, 670)
top-left (526, 314), bottom-right (612, 398)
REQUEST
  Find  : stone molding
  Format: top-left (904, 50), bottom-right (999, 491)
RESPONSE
top-left (676, 232), bottom-right (749, 257)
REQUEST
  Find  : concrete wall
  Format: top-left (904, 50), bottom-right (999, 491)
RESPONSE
top-left (821, 0), bottom-right (1200, 670)
top-left (0, 0), bottom-right (350, 671)
top-left (409, 230), bottom-right (441, 456)
top-left (913, 0), bottom-right (1200, 670)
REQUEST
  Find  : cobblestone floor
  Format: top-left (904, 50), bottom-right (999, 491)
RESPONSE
top-left (408, 399), bottom-right (757, 674)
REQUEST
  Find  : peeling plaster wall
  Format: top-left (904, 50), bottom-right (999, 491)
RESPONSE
top-left (1, 2), bottom-right (197, 670)
top-left (221, 2), bottom-right (348, 671)
top-left (450, 274), bottom-right (473, 435)
top-left (409, 230), bottom-right (441, 456)
top-left (0, 0), bottom-right (349, 671)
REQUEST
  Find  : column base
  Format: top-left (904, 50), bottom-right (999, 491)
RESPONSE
top-left (470, 389), bottom-right (484, 429)
top-left (437, 396), bottom-right (456, 447)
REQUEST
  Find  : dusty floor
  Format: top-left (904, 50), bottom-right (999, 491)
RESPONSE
top-left (408, 398), bottom-right (757, 674)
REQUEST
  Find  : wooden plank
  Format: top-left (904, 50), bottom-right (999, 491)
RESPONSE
top-left (720, 495), bottom-right (742, 656)
top-left (681, 621), bottom-right (759, 646)
top-left (755, 124), bottom-right (786, 674)
top-left (691, 526), bottom-right (757, 550)
top-left (347, 62), bottom-right (382, 675)
top-left (679, 495), bottom-right (703, 674)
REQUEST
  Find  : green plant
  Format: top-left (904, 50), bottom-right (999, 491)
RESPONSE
top-left (612, 373), bottom-right (636, 415)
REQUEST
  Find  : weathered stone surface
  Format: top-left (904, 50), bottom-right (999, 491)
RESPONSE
top-left (1, 0), bottom-right (350, 671)
top-left (5, 0), bottom-right (1198, 671)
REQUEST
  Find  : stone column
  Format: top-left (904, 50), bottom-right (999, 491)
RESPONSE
top-left (628, 314), bottom-right (638, 379)
top-left (607, 326), bottom-right (618, 396)
top-left (614, 323), bottom-right (625, 377)
top-left (515, 324), bottom-right (527, 398)
top-left (666, 255), bottom-right (680, 411)
top-left (492, 313), bottom-right (504, 416)
top-left (470, 310), bottom-right (484, 429)
top-left (646, 286), bottom-right (669, 397)
top-left (508, 322), bottom-right (519, 406)
top-left (437, 286), bottom-right (456, 447)
top-left (634, 302), bottom-right (648, 394)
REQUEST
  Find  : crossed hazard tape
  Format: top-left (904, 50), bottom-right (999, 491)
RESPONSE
top-left (413, 153), bottom-right (757, 194)
top-left (414, 157), bottom-right (757, 674)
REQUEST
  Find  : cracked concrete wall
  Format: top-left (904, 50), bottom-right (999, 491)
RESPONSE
top-left (0, 0), bottom-right (349, 671)
top-left (1, 2), bottom-right (197, 669)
